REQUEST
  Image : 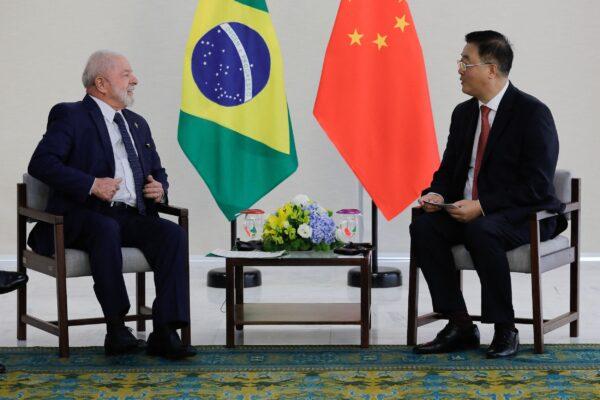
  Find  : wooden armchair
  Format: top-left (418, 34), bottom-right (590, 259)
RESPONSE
top-left (16, 174), bottom-right (191, 357)
top-left (407, 170), bottom-right (580, 353)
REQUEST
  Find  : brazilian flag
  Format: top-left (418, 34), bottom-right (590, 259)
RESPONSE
top-left (178, 0), bottom-right (298, 220)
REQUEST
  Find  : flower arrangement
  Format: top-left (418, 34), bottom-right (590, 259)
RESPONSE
top-left (262, 194), bottom-right (342, 251)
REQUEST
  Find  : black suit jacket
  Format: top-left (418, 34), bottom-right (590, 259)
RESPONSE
top-left (424, 83), bottom-right (566, 234)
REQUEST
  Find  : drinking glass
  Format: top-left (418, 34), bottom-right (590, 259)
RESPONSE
top-left (335, 209), bottom-right (362, 243)
top-left (240, 209), bottom-right (265, 240)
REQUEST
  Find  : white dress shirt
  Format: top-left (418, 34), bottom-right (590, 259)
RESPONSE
top-left (463, 80), bottom-right (510, 200)
top-left (90, 96), bottom-right (139, 206)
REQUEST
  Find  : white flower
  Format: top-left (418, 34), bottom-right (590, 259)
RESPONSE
top-left (335, 228), bottom-right (346, 242)
top-left (283, 221), bottom-right (290, 228)
top-left (297, 223), bottom-right (312, 239)
top-left (291, 194), bottom-right (311, 207)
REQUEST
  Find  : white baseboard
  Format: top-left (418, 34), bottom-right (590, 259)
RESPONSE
top-left (1, 253), bottom-right (599, 269)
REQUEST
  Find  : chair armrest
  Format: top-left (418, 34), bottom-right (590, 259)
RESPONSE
top-left (156, 203), bottom-right (188, 218)
top-left (563, 201), bottom-right (580, 214)
top-left (532, 201), bottom-right (580, 222)
top-left (18, 206), bottom-right (63, 225)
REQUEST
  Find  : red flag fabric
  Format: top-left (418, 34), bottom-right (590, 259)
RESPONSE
top-left (314, 0), bottom-right (439, 220)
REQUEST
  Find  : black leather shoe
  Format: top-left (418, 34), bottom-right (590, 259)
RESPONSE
top-left (413, 322), bottom-right (480, 354)
top-left (104, 325), bottom-right (146, 356)
top-left (147, 326), bottom-right (196, 360)
top-left (0, 363), bottom-right (5, 374)
top-left (486, 327), bottom-right (519, 358)
top-left (0, 271), bottom-right (28, 294)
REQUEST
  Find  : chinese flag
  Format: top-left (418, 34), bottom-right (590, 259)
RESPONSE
top-left (314, 0), bottom-right (439, 220)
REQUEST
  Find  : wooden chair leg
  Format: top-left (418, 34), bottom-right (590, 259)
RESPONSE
top-left (532, 293), bottom-right (544, 352)
top-left (529, 215), bottom-right (544, 354)
top-left (56, 273), bottom-right (69, 358)
top-left (55, 224), bottom-right (69, 358)
top-left (569, 257), bottom-right (580, 337)
top-left (136, 273), bottom-right (146, 332)
top-left (17, 280), bottom-right (26, 341)
top-left (531, 261), bottom-right (544, 354)
top-left (179, 212), bottom-right (191, 347)
top-left (181, 326), bottom-right (191, 346)
top-left (17, 196), bottom-right (27, 341)
top-left (407, 256), bottom-right (419, 346)
top-left (570, 178), bottom-right (580, 337)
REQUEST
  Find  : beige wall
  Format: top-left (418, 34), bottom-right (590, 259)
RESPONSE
top-left (1, 0), bottom-right (598, 256)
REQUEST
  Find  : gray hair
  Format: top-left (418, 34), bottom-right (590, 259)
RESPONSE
top-left (81, 50), bottom-right (123, 88)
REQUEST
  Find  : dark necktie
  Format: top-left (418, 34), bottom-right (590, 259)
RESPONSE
top-left (113, 113), bottom-right (146, 214)
top-left (472, 105), bottom-right (491, 200)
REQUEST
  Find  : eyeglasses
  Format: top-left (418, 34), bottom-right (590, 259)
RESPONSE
top-left (457, 60), bottom-right (495, 73)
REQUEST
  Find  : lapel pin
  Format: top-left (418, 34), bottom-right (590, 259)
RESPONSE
top-left (134, 122), bottom-right (139, 129)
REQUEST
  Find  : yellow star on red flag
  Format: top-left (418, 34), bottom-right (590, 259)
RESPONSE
top-left (394, 15), bottom-right (410, 32)
top-left (372, 34), bottom-right (388, 50)
top-left (348, 29), bottom-right (364, 45)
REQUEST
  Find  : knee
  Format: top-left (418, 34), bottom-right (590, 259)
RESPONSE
top-left (463, 218), bottom-right (498, 248)
top-left (409, 214), bottom-right (435, 243)
top-left (160, 221), bottom-right (187, 247)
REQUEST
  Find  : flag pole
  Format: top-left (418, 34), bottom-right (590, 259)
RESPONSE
top-left (347, 199), bottom-right (402, 288)
top-left (206, 218), bottom-right (262, 288)
top-left (358, 182), bottom-right (364, 242)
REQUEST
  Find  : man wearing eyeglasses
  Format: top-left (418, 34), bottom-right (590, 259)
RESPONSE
top-left (410, 31), bottom-right (566, 358)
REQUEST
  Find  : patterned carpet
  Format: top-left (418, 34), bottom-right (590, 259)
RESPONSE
top-left (1, 344), bottom-right (599, 399)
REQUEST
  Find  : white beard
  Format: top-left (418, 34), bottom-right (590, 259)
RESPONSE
top-left (115, 85), bottom-right (135, 108)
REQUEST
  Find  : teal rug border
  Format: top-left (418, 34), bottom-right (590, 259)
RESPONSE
top-left (2, 344), bottom-right (600, 374)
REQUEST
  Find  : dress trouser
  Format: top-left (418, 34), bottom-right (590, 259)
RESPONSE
top-left (29, 206), bottom-right (189, 328)
top-left (409, 212), bottom-right (556, 323)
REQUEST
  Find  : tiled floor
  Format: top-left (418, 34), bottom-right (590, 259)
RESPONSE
top-left (0, 259), bottom-right (597, 348)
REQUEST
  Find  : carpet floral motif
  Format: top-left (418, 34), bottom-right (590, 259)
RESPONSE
top-left (1, 345), bottom-right (598, 399)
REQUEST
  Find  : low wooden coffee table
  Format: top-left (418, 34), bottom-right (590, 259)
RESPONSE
top-left (225, 250), bottom-right (372, 348)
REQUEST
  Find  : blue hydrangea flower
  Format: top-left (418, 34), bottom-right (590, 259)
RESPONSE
top-left (307, 204), bottom-right (336, 245)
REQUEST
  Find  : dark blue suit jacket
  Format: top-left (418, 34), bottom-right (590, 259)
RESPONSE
top-left (29, 94), bottom-right (168, 216)
top-left (424, 83), bottom-right (566, 235)
top-left (28, 95), bottom-right (169, 253)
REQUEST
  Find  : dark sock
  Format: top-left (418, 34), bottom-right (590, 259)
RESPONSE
top-left (495, 322), bottom-right (516, 332)
top-left (448, 311), bottom-right (473, 329)
top-left (153, 323), bottom-right (172, 336)
top-left (106, 316), bottom-right (125, 334)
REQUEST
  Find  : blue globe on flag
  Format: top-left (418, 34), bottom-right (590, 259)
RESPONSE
top-left (191, 22), bottom-right (271, 107)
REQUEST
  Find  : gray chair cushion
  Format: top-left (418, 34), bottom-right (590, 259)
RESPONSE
top-left (42, 248), bottom-right (152, 278)
top-left (451, 235), bottom-right (570, 274)
top-left (21, 174), bottom-right (153, 277)
top-left (23, 173), bottom-right (49, 211)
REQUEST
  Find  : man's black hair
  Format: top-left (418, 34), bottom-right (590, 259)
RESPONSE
top-left (465, 30), bottom-right (513, 75)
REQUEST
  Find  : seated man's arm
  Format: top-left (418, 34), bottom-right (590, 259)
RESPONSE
top-left (478, 104), bottom-right (559, 215)
top-left (28, 104), bottom-right (95, 203)
top-left (422, 106), bottom-right (462, 201)
top-left (144, 127), bottom-right (169, 204)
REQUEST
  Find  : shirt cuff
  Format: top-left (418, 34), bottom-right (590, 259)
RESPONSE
top-left (89, 178), bottom-right (96, 195)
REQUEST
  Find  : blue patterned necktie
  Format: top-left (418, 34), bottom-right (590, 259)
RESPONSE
top-left (113, 112), bottom-right (146, 215)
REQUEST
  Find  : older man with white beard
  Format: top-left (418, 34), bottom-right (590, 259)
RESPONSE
top-left (27, 50), bottom-right (196, 360)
